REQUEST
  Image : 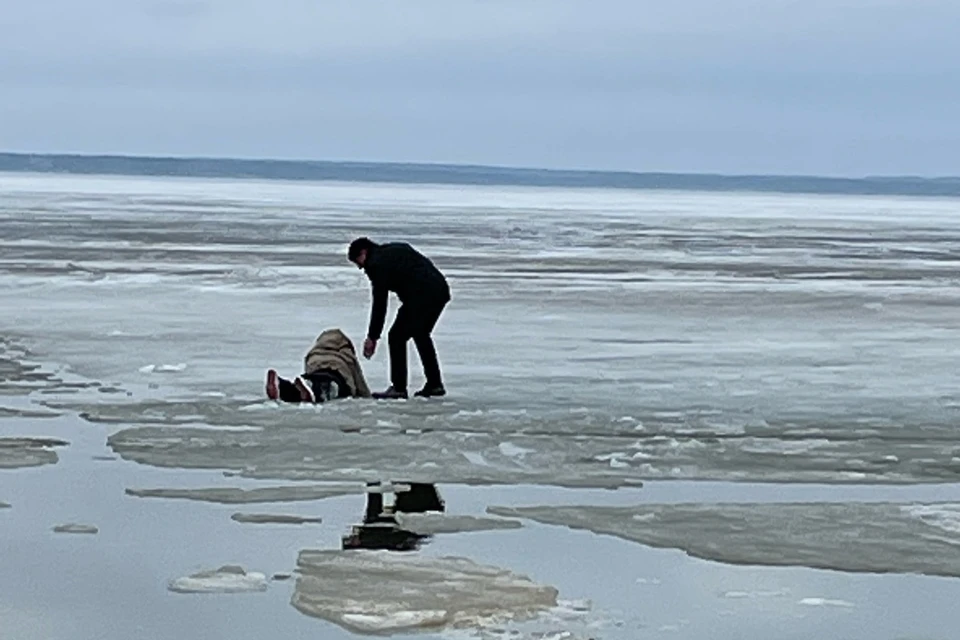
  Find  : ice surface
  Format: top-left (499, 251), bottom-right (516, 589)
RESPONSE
top-left (0, 405), bottom-right (60, 418)
top-left (291, 550), bottom-right (559, 635)
top-left (101, 413), bottom-right (960, 487)
top-left (394, 513), bottom-right (523, 535)
top-left (488, 502), bottom-right (960, 577)
top-left (0, 437), bottom-right (68, 469)
top-left (168, 565), bottom-right (268, 594)
top-left (4, 178), bottom-right (960, 486)
top-left (124, 484), bottom-right (363, 504)
top-left (720, 589), bottom-right (789, 599)
top-left (138, 363), bottom-right (188, 374)
top-left (52, 523), bottom-right (99, 534)
top-left (438, 600), bottom-right (602, 640)
top-left (5, 175), bottom-right (960, 640)
top-left (106, 422), bottom-right (654, 488)
top-left (230, 513), bottom-right (323, 525)
top-left (798, 597), bottom-right (855, 608)
top-left (900, 503), bottom-right (960, 535)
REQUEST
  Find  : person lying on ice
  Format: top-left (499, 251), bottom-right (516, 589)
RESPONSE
top-left (265, 328), bottom-right (372, 403)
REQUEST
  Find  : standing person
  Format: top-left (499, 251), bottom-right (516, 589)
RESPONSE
top-left (348, 237), bottom-right (451, 399)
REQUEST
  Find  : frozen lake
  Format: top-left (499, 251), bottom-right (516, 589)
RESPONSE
top-left (3, 173), bottom-right (960, 486)
top-left (3, 172), bottom-right (960, 639)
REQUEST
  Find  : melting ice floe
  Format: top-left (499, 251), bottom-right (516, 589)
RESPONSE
top-left (231, 513), bottom-right (323, 525)
top-left (798, 597), bottom-right (855, 608)
top-left (439, 600), bottom-right (600, 640)
top-left (488, 502), bottom-right (960, 577)
top-left (0, 437), bottom-right (68, 469)
top-left (105, 424), bottom-right (653, 488)
top-left (900, 503), bottom-right (960, 535)
top-left (52, 523), bottom-right (99, 534)
top-left (99, 410), bottom-right (960, 487)
top-left (0, 405), bottom-right (60, 419)
top-left (291, 550), bottom-right (559, 635)
top-left (124, 484), bottom-right (364, 504)
top-left (138, 363), bottom-right (187, 374)
top-left (168, 565), bottom-right (268, 593)
top-left (721, 589), bottom-right (789, 599)
top-left (393, 513), bottom-right (523, 535)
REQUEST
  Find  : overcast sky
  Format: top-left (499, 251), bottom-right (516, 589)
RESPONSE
top-left (1, 0), bottom-right (957, 175)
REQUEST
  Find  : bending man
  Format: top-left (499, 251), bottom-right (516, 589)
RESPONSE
top-left (348, 237), bottom-right (451, 399)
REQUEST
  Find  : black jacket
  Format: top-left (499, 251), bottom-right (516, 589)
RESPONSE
top-left (363, 242), bottom-right (451, 340)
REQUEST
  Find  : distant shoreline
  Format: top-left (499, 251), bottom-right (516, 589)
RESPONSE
top-left (2, 152), bottom-right (959, 198)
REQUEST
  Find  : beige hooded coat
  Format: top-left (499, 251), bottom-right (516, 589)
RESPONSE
top-left (303, 329), bottom-right (372, 398)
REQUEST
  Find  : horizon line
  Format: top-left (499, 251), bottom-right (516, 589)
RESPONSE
top-left (3, 151), bottom-right (960, 198)
top-left (2, 150), bottom-right (958, 182)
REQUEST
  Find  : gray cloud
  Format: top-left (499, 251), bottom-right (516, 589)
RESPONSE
top-left (1, 1), bottom-right (958, 174)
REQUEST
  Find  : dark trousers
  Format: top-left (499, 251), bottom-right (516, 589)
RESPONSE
top-left (277, 369), bottom-right (349, 403)
top-left (388, 299), bottom-right (447, 391)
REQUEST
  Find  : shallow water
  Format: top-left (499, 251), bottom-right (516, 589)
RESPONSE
top-left (3, 410), bottom-right (960, 640)
top-left (3, 172), bottom-right (960, 638)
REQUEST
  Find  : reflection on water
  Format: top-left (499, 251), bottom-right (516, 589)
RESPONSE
top-left (343, 482), bottom-right (445, 552)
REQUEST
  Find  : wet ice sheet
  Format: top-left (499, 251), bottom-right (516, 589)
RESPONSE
top-left (438, 601), bottom-right (597, 640)
top-left (291, 550), bottom-right (559, 635)
top-left (394, 513), bottom-right (523, 535)
top-left (488, 501), bottom-right (960, 577)
top-left (0, 437), bottom-right (68, 469)
top-left (168, 565), bottom-right (269, 594)
top-left (0, 336), bottom-right (100, 400)
top-left (232, 513), bottom-right (323, 525)
top-left (102, 415), bottom-right (960, 487)
top-left (124, 484), bottom-right (364, 504)
top-left (0, 405), bottom-right (60, 418)
top-left (52, 523), bottom-right (99, 534)
top-left (107, 423), bottom-right (652, 488)
top-left (4, 175), bottom-right (960, 486)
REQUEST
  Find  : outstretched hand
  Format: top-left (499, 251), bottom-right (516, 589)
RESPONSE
top-left (363, 338), bottom-right (377, 359)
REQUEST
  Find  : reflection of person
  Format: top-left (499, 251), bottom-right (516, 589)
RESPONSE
top-left (342, 482), bottom-right (446, 551)
top-left (347, 237), bottom-right (451, 400)
top-left (265, 328), bottom-right (371, 403)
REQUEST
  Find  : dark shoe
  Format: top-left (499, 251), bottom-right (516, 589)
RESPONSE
top-left (266, 369), bottom-right (279, 401)
top-left (372, 386), bottom-right (408, 400)
top-left (414, 384), bottom-right (446, 398)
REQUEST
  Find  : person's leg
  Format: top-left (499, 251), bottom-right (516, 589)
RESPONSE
top-left (364, 490), bottom-right (386, 524)
top-left (381, 305), bottom-right (415, 397)
top-left (267, 369), bottom-right (307, 403)
top-left (266, 369), bottom-right (279, 400)
top-left (411, 300), bottom-right (447, 396)
top-left (293, 376), bottom-right (316, 403)
top-left (412, 333), bottom-right (442, 388)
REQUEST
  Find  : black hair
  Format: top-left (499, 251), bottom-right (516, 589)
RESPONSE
top-left (348, 237), bottom-right (377, 262)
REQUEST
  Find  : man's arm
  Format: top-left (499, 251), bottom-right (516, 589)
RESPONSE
top-left (367, 283), bottom-right (388, 341)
